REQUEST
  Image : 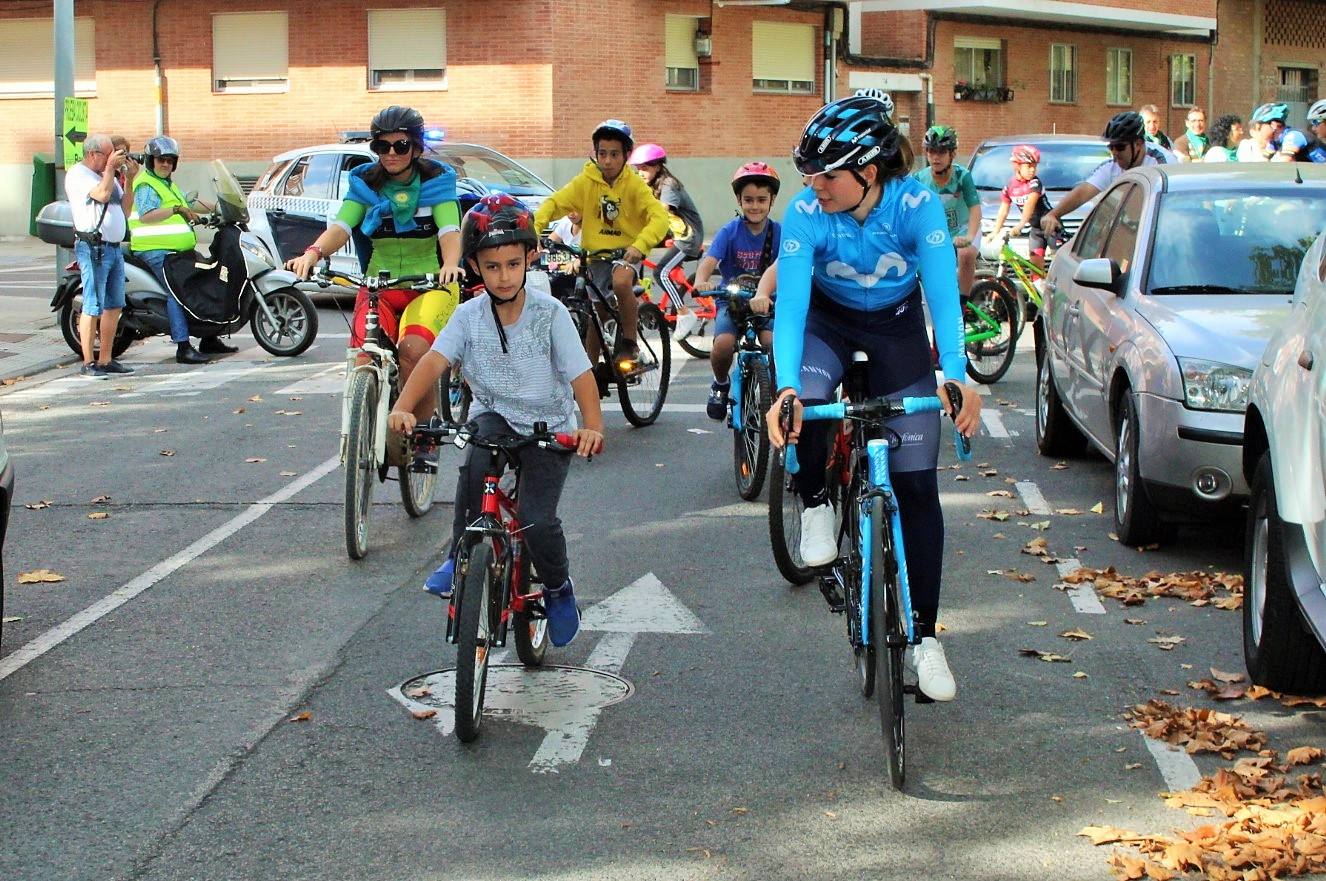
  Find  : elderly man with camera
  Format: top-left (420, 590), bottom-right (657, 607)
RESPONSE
top-left (65, 132), bottom-right (137, 378)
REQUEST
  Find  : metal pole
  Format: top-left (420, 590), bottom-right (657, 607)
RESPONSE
top-left (53, 0), bottom-right (74, 177)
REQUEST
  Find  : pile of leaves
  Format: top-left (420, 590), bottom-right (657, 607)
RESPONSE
top-left (1125, 699), bottom-right (1265, 758)
top-left (1188, 672), bottom-right (1326, 710)
top-left (1061, 567), bottom-right (1243, 610)
top-left (1081, 747), bottom-right (1326, 880)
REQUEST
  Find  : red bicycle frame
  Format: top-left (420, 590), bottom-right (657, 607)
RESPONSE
top-left (638, 240), bottom-right (717, 325)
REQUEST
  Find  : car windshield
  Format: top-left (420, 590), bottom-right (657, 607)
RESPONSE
top-left (435, 146), bottom-right (548, 196)
top-left (1148, 189), bottom-right (1326, 295)
top-left (969, 141), bottom-right (1109, 190)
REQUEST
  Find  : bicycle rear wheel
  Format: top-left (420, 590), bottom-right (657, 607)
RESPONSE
top-left (618, 303), bottom-right (671, 426)
top-left (454, 541), bottom-right (499, 743)
top-left (964, 280), bottom-right (1019, 385)
top-left (343, 370), bottom-right (379, 560)
top-left (768, 450), bottom-right (814, 585)
top-left (440, 361), bottom-right (471, 424)
top-left (869, 496), bottom-right (906, 789)
top-left (733, 359), bottom-right (772, 501)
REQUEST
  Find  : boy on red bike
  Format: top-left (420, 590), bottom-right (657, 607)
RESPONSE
top-left (389, 194), bottom-right (605, 648)
top-left (693, 162), bottom-right (781, 419)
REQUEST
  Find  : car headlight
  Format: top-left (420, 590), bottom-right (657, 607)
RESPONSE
top-left (1178, 358), bottom-right (1253, 412)
top-left (240, 238), bottom-right (275, 268)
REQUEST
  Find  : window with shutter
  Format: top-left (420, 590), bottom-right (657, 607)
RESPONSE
top-left (368, 9), bottom-right (447, 90)
top-left (213, 12), bottom-right (289, 93)
top-left (0, 17), bottom-right (96, 98)
top-left (752, 21), bottom-right (815, 95)
top-left (1049, 43), bottom-right (1077, 104)
top-left (1106, 48), bottom-right (1132, 106)
top-left (665, 15), bottom-right (699, 92)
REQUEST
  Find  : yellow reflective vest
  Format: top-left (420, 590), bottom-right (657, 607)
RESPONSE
top-left (128, 171), bottom-right (197, 253)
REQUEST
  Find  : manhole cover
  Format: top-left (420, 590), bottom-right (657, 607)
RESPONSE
top-left (396, 665), bottom-right (633, 729)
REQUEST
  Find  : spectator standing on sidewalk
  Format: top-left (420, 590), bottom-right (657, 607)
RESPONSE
top-left (1172, 107), bottom-right (1209, 161)
top-left (1140, 105), bottom-right (1172, 150)
top-left (65, 133), bottom-right (137, 378)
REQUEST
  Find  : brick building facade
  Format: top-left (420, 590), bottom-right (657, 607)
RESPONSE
top-left (0, 0), bottom-right (1321, 236)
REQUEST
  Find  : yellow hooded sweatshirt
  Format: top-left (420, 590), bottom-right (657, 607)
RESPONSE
top-left (535, 161), bottom-right (672, 257)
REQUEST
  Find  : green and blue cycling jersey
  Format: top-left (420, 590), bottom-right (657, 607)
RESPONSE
top-left (772, 177), bottom-right (967, 394)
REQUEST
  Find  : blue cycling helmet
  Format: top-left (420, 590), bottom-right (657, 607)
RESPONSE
top-left (1251, 103), bottom-right (1290, 125)
top-left (793, 92), bottom-right (901, 176)
top-left (592, 119), bottom-right (634, 154)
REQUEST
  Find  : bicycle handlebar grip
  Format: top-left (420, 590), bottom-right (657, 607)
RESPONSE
top-left (801, 403), bottom-right (846, 421)
top-left (553, 432), bottom-right (578, 450)
top-left (901, 396), bottom-right (942, 415)
top-left (940, 383), bottom-right (974, 461)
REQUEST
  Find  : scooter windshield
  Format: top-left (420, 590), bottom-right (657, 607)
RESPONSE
top-left (210, 159), bottom-right (250, 226)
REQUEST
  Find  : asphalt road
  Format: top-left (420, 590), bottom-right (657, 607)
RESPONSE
top-left (1, 308), bottom-right (1321, 881)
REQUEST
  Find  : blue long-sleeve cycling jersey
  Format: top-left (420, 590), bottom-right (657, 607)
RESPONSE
top-left (772, 177), bottom-right (967, 394)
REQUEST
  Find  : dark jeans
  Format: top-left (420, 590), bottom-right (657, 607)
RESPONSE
top-left (450, 412), bottom-right (574, 589)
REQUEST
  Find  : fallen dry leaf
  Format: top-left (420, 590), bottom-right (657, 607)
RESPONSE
top-left (91, 494), bottom-right (111, 503)
top-left (1030, 520), bottom-right (1051, 531)
top-left (1020, 648), bottom-right (1072, 663)
top-left (989, 568), bottom-right (1036, 583)
top-left (406, 687), bottom-right (431, 699)
top-left (1124, 699), bottom-right (1264, 758)
top-left (987, 489), bottom-right (1014, 498)
top-left (1287, 746), bottom-right (1324, 766)
top-left (1148, 635), bottom-right (1187, 651)
top-left (1055, 508), bottom-right (1084, 515)
top-left (1211, 668), bottom-right (1245, 684)
top-left (24, 500), bottom-right (51, 510)
top-left (1126, 762), bottom-right (1144, 770)
top-left (232, 407), bottom-right (246, 414)
top-left (153, 428), bottom-right (168, 433)
top-left (289, 711), bottom-right (312, 723)
top-left (1060, 628), bottom-right (1093, 641)
top-left (411, 708), bottom-right (437, 720)
top-left (17, 568), bottom-right (65, 584)
top-left (248, 394), bottom-right (262, 402)
top-left (978, 508), bottom-right (1010, 521)
top-left (1073, 671), bottom-right (1089, 679)
top-left (160, 449), bottom-right (176, 457)
top-left (1125, 618), bottom-right (1147, 625)
top-left (1, 616), bottom-right (20, 623)
top-left (87, 512), bottom-right (108, 520)
top-left (954, 475), bottom-right (969, 481)
top-left (279, 471), bottom-right (297, 477)
top-left (1052, 461), bottom-right (1069, 470)
top-left (1062, 566), bottom-right (1243, 610)
top-left (245, 457), bottom-right (267, 463)
top-left (1022, 537), bottom-right (1051, 557)
top-left (1027, 620), bottom-right (1049, 627)
top-left (1091, 501), bottom-right (1105, 514)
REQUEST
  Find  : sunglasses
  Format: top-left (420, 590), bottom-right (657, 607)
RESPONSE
top-left (154, 155), bottom-right (178, 166)
top-left (369, 138), bottom-right (413, 156)
top-left (1107, 142), bottom-right (1133, 152)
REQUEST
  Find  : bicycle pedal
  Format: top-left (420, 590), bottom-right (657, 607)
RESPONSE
top-left (818, 582), bottom-right (846, 613)
top-left (902, 683), bottom-right (936, 704)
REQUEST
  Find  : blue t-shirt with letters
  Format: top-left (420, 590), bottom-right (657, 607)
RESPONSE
top-left (706, 217), bottom-right (781, 283)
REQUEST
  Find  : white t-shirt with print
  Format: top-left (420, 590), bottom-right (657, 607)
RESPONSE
top-left (1236, 139), bottom-right (1270, 162)
top-left (64, 162), bottom-right (126, 243)
top-left (1085, 150), bottom-right (1165, 193)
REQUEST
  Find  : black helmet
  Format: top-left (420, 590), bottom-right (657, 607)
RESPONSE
top-left (1103, 111), bottom-right (1145, 143)
top-left (922, 125), bottom-right (958, 152)
top-left (793, 93), bottom-right (900, 176)
top-left (461, 193), bottom-right (539, 260)
top-left (145, 136), bottom-right (180, 159)
top-left (371, 105), bottom-right (426, 147)
top-left (591, 118), bottom-right (634, 154)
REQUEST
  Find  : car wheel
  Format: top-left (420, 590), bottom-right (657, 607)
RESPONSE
top-left (1243, 454), bottom-right (1326, 694)
top-left (1035, 349), bottom-right (1085, 457)
top-left (1113, 391), bottom-right (1173, 547)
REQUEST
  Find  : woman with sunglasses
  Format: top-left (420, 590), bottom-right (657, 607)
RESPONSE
top-left (287, 105), bottom-right (465, 428)
top-left (764, 91), bottom-right (981, 703)
top-left (128, 135), bottom-right (227, 365)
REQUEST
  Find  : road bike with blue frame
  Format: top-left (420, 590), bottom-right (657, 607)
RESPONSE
top-left (714, 275), bottom-right (775, 501)
top-left (780, 375), bottom-right (970, 788)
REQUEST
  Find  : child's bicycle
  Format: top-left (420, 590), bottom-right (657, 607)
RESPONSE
top-left (713, 275), bottom-right (774, 501)
top-left (960, 280), bottom-right (1021, 385)
top-left (541, 242), bottom-right (671, 427)
top-left (772, 363), bottom-right (970, 788)
top-left (411, 418), bottom-right (580, 743)
top-left (313, 267), bottom-right (450, 560)
top-left (976, 233), bottom-right (1065, 362)
top-left (638, 240), bottom-right (717, 360)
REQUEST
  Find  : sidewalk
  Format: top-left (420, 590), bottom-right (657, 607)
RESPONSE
top-left (0, 237), bottom-right (73, 385)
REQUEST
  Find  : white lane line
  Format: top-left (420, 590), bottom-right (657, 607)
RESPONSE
top-left (277, 363), bottom-right (344, 396)
top-left (0, 456), bottom-right (340, 683)
top-left (1056, 558), bottom-right (1106, 614)
top-left (980, 409), bottom-right (1010, 438)
top-left (1142, 732), bottom-right (1202, 791)
top-left (0, 264), bottom-right (49, 274)
top-left (1016, 481), bottom-right (1053, 515)
top-left (527, 630), bottom-right (637, 774)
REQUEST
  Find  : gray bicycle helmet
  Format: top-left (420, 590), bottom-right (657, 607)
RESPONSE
top-left (1307, 99), bottom-right (1326, 126)
top-left (592, 119), bottom-right (634, 154)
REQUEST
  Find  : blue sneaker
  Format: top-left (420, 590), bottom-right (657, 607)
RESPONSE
top-left (423, 557), bottom-right (455, 599)
top-left (706, 381), bottom-right (730, 421)
top-left (544, 579), bottom-right (581, 647)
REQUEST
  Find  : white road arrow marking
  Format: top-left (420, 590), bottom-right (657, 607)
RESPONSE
top-left (388, 571), bottom-right (706, 773)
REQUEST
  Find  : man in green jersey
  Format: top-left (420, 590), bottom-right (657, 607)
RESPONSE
top-left (912, 125), bottom-right (981, 296)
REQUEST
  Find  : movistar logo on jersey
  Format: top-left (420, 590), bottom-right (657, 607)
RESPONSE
top-left (825, 253), bottom-right (907, 286)
top-left (901, 190), bottom-right (931, 210)
top-left (794, 199), bottom-right (822, 215)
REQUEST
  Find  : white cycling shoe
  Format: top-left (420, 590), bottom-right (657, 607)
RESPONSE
top-left (799, 504), bottom-right (838, 567)
top-left (906, 637), bottom-right (956, 702)
top-left (674, 310), bottom-right (700, 340)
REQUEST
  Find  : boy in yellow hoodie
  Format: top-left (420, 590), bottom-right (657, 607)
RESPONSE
top-left (535, 119), bottom-right (671, 366)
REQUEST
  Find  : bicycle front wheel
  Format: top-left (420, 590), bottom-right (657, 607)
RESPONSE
top-left (454, 542), bottom-right (499, 743)
top-left (768, 450), bottom-right (814, 585)
top-left (511, 552), bottom-right (548, 667)
top-left (734, 359), bottom-right (772, 501)
top-left (869, 496), bottom-right (905, 789)
top-left (343, 370), bottom-right (379, 560)
top-left (440, 360), bottom-right (471, 424)
top-left (964, 280), bottom-right (1019, 385)
top-left (618, 303), bottom-right (671, 426)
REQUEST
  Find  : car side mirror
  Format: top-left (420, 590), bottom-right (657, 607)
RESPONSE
top-left (1074, 257), bottom-right (1123, 295)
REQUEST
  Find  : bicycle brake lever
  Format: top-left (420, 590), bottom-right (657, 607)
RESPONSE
top-left (942, 382), bottom-right (973, 461)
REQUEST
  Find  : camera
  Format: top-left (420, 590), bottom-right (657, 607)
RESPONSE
top-left (127, 152), bottom-right (147, 165)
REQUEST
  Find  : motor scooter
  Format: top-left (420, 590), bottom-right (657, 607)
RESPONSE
top-left (37, 160), bottom-right (318, 360)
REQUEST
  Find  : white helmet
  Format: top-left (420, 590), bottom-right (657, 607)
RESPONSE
top-left (1309, 98), bottom-right (1326, 126)
top-left (853, 87), bottom-right (895, 120)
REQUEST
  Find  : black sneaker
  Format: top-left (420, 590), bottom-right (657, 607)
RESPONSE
top-left (593, 363), bottom-right (611, 399)
top-left (80, 362), bottom-right (108, 379)
top-left (103, 359), bottom-right (134, 375)
top-left (706, 382), bottom-right (730, 420)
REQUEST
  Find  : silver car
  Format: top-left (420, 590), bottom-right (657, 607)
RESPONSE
top-left (1035, 163), bottom-right (1326, 546)
top-left (246, 138), bottom-right (552, 276)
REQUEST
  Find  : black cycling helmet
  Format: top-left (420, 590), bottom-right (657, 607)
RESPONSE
top-left (793, 92), bottom-right (900, 176)
top-left (371, 105), bottom-right (426, 147)
top-left (461, 193), bottom-right (539, 260)
top-left (144, 136), bottom-right (180, 160)
top-left (1102, 111), bottom-right (1145, 143)
top-left (592, 119), bottom-right (634, 154)
top-left (923, 125), bottom-right (958, 152)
